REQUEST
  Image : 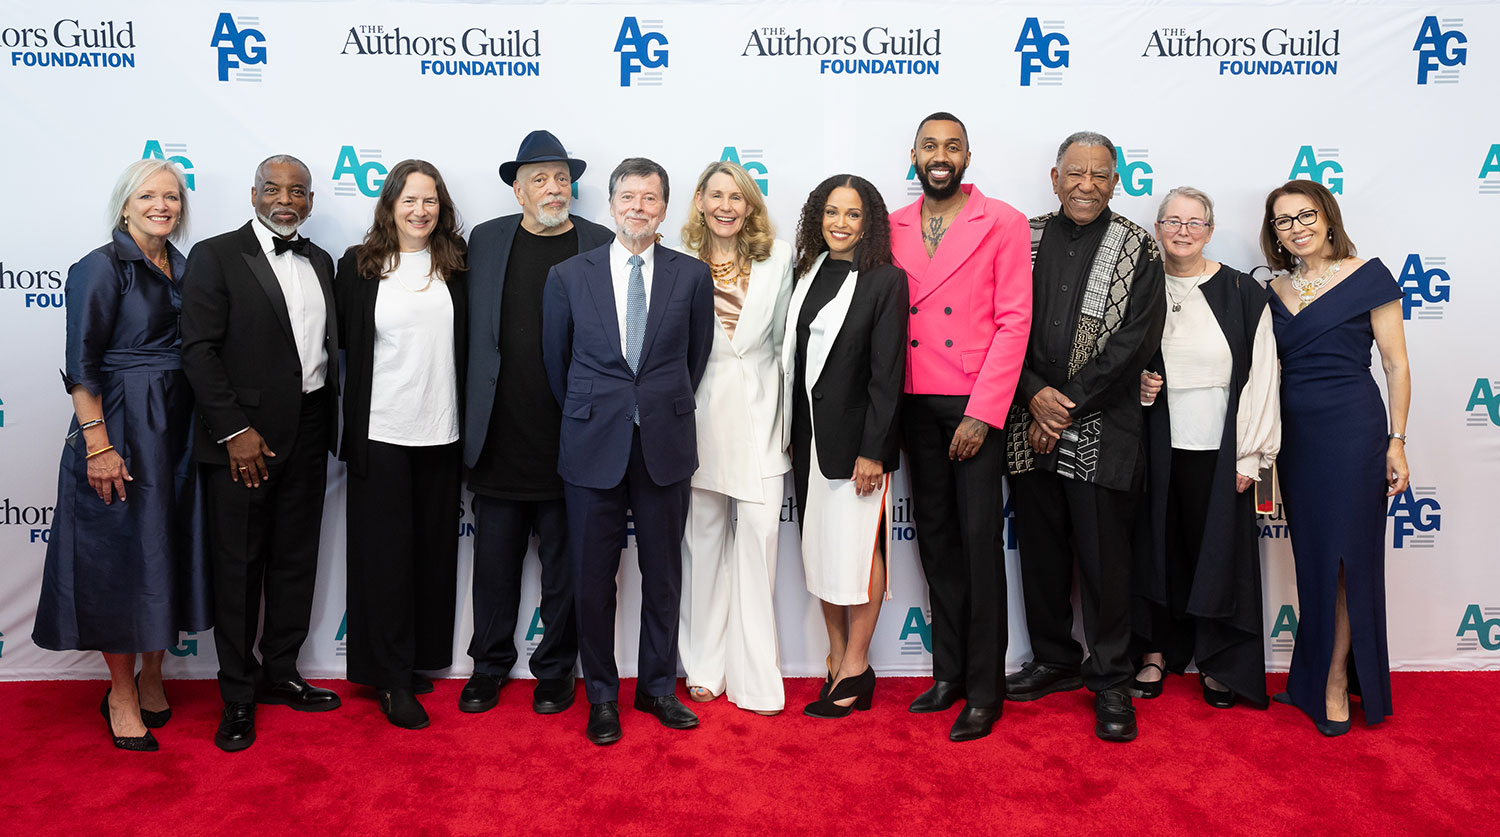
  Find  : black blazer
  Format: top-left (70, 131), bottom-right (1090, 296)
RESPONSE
top-left (181, 221), bottom-right (340, 465)
top-left (791, 260), bottom-right (909, 479)
top-left (335, 248), bottom-right (469, 479)
top-left (463, 213), bottom-right (613, 468)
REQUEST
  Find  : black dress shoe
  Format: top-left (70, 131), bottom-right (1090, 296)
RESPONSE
top-left (258, 677), bottom-right (341, 712)
top-left (135, 673), bottom-right (171, 728)
top-left (1202, 676), bottom-right (1236, 709)
top-left (459, 673), bottom-right (504, 713)
top-left (1094, 688), bottom-right (1138, 743)
top-left (101, 691), bottom-right (159, 752)
top-left (909, 680), bottom-right (965, 714)
top-left (378, 688), bottom-right (430, 730)
top-left (633, 692), bottom-right (700, 729)
top-left (949, 704), bottom-right (1000, 742)
top-left (533, 677), bottom-right (576, 715)
top-left (587, 701), bottom-right (623, 745)
top-left (1316, 717), bottom-right (1351, 737)
top-left (1129, 662), bottom-right (1165, 700)
top-left (214, 701), bottom-right (256, 752)
top-left (1005, 662), bottom-right (1084, 702)
top-left (412, 672), bottom-right (434, 695)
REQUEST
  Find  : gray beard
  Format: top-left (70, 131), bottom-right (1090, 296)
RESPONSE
top-left (256, 211), bottom-right (301, 238)
top-left (534, 203), bottom-right (570, 229)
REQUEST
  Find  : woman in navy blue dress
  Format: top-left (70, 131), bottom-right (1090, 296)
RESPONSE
top-left (1260, 180), bottom-right (1410, 736)
top-left (33, 159), bottom-right (211, 751)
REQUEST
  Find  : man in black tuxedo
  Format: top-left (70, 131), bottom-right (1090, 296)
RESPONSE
top-left (459, 131), bottom-right (613, 715)
top-left (181, 155), bottom-right (342, 752)
top-left (541, 157), bottom-right (714, 745)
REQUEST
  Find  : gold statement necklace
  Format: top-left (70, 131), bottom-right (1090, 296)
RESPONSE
top-left (1290, 258), bottom-right (1344, 310)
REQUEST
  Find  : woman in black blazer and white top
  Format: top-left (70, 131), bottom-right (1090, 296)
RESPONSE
top-left (335, 159), bottom-right (468, 730)
top-left (782, 174), bottom-right (907, 718)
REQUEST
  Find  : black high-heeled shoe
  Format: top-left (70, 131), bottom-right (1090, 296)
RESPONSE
top-left (100, 691), bottom-right (159, 751)
top-left (136, 673), bottom-right (171, 728)
top-left (803, 667), bottom-right (875, 718)
top-left (818, 669), bottom-right (834, 701)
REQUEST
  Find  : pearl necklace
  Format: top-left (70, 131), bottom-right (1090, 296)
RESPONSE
top-left (1291, 258), bottom-right (1344, 310)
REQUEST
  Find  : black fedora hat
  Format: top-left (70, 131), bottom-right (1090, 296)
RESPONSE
top-left (499, 130), bottom-right (587, 185)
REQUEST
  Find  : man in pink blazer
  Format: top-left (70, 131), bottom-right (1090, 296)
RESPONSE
top-left (889, 112), bottom-right (1032, 742)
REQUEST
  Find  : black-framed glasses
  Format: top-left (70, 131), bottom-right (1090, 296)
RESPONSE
top-left (1272, 209), bottom-right (1319, 231)
top-left (1157, 219), bottom-right (1212, 234)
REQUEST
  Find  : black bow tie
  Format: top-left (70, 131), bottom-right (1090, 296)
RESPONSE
top-left (273, 236), bottom-right (311, 257)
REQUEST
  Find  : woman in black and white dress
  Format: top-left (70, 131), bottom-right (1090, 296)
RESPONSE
top-left (336, 159), bottom-right (468, 730)
top-left (782, 175), bottom-right (907, 718)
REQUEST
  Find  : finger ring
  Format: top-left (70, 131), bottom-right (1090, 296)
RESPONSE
top-left (238, 466), bottom-right (248, 471)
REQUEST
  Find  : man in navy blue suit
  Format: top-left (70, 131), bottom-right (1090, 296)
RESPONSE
top-left (542, 157), bottom-right (714, 745)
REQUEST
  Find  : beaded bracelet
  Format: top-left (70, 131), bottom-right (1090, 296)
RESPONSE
top-left (85, 445), bottom-right (115, 460)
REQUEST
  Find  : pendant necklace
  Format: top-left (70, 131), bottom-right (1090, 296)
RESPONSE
top-left (1291, 258), bottom-right (1344, 311)
top-left (1165, 266), bottom-right (1211, 313)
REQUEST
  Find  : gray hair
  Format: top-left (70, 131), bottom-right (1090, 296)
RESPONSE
top-left (1156, 186), bottom-right (1215, 225)
top-left (1055, 131), bottom-right (1116, 176)
top-left (106, 158), bottom-right (190, 241)
top-left (254, 154), bottom-right (312, 189)
top-left (607, 157), bottom-right (670, 204)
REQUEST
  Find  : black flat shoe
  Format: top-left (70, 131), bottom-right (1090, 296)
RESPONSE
top-left (1202, 676), bottom-right (1236, 709)
top-left (587, 702), bottom-right (622, 745)
top-left (1005, 662), bottom-right (1083, 702)
top-left (100, 692), bottom-right (158, 752)
top-left (909, 680), bottom-right (965, 714)
top-left (1316, 717), bottom-right (1351, 737)
top-left (632, 693), bottom-right (699, 729)
top-left (533, 677), bottom-right (575, 715)
top-left (1094, 688), bottom-right (1138, 743)
top-left (259, 677), bottom-right (341, 712)
top-left (804, 667), bottom-right (875, 719)
top-left (135, 673), bottom-right (171, 728)
top-left (1129, 662), bottom-right (1165, 700)
top-left (378, 688), bottom-right (430, 730)
top-left (459, 673), bottom-right (504, 713)
top-left (1272, 691), bottom-right (1294, 706)
top-left (214, 701), bottom-right (256, 752)
top-left (949, 704), bottom-right (1000, 742)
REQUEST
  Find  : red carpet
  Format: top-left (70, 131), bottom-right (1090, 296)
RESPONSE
top-left (1, 672), bottom-right (1495, 835)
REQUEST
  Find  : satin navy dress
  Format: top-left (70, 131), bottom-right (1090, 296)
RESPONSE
top-left (1270, 258), bottom-right (1402, 726)
top-left (33, 230), bottom-right (211, 653)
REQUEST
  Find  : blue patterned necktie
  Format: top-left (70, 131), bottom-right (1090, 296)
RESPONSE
top-left (625, 253), bottom-right (646, 423)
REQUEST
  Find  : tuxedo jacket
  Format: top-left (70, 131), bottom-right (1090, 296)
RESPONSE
top-left (180, 221), bottom-right (339, 465)
top-left (463, 212), bottom-right (613, 469)
top-left (889, 184), bottom-right (1033, 428)
top-left (334, 248), bottom-right (469, 479)
top-left (541, 241), bottom-right (714, 490)
top-left (781, 252), bottom-right (909, 478)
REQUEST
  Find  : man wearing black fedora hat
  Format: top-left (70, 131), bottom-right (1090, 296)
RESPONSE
top-left (459, 130), bottom-right (613, 716)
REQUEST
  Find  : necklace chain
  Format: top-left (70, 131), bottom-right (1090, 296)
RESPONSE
top-left (1165, 265), bottom-right (1211, 313)
top-left (1290, 258), bottom-right (1344, 310)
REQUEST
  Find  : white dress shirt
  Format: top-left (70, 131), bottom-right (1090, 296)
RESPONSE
top-left (609, 238), bottom-right (654, 360)
top-left (250, 219), bottom-right (328, 392)
top-left (223, 221), bottom-right (329, 443)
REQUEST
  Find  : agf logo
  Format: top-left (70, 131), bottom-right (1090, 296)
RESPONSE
top-left (1397, 254), bottom-right (1450, 319)
top-left (1387, 487), bottom-right (1440, 548)
top-left (615, 17), bottom-right (667, 87)
top-left (210, 12), bottom-right (266, 82)
top-left (719, 147), bottom-right (768, 196)
top-left (141, 140), bottom-right (194, 190)
top-left (1015, 18), bottom-right (1067, 87)
top-left (333, 146), bottom-right (387, 198)
top-left (1288, 146), bottom-right (1342, 194)
top-left (1413, 16), bottom-right (1466, 85)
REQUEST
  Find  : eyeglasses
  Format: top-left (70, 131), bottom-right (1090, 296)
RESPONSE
top-left (1272, 209), bottom-right (1319, 231)
top-left (1157, 219), bottom-right (1212, 234)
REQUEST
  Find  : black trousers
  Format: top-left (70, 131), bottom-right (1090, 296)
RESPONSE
top-left (207, 390), bottom-right (330, 703)
top-left (345, 440), bottom-right (460, 690)
top-left (565, 427), bottom-right (689, 705)
top-left (1133, 449), bottom-right (1215, 671)
top-left (1012, 468), bottom-right (1136, 692)
top-left (468, 494), bottom-right (577, 679)
top-left (902, 395), bottom-right (1009, 707)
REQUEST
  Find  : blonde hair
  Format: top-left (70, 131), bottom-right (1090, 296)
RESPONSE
top-left (106, 158), bottom-right (190, 241)
top-left (680, 161), bottom-right (774, 265)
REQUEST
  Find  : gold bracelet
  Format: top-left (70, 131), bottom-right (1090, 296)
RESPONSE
top-left (85, 445), bottom-right (115, 459)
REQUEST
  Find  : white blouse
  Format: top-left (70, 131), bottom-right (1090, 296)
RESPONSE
top-left (1158, 271), bottom-right (1281, 479)
top-left (368, 250), bottom-right (460, 446)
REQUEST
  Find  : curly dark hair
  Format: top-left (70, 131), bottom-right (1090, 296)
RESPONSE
top-left (793, 174), bottom-right (893, 279)
top-left (356, 159), bottom-right (467, 280)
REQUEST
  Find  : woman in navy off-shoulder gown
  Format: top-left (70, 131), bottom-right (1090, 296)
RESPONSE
top-left (1259, 180), bottom-right (1411, 736)
top-left (33, 160), bottom-right (211, 751)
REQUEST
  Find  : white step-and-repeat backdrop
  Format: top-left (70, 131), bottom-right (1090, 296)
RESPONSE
top-left (1, 0), bottom-right (1496, 680)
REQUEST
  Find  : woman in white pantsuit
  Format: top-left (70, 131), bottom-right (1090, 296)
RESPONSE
top-left (677, 161), bottom-right (795, 715)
